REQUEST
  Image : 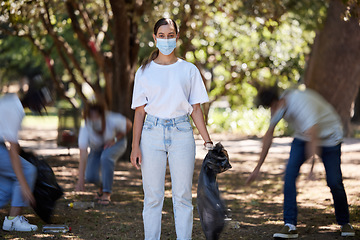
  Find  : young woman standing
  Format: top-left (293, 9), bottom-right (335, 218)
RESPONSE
top-left (130, 18), bottom-right (213, 239)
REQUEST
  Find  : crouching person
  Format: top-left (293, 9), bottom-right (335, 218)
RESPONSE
top-left (1, 91), bottom-right (48, 231)
top-left (75, 103), bottom-right (132, 205)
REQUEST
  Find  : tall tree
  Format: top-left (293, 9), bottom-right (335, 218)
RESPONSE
top-left (304, 0), bottom-right (360, 135)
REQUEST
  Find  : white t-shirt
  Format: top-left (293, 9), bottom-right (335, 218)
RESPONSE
top-left (131, 59), bottom-right (209, 119)
top-left (0, 94), bottom-right (25, 143)
top-left (270, 89), bottom-right (343, 146)
top-left (78, 111), bottom-right (127, 149)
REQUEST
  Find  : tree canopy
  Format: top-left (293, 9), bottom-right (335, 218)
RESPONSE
top-left (1, 0), bottom-right (357, 125)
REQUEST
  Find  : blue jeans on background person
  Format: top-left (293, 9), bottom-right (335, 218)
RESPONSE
top-left (283, 138), bottom-right (350, 226)
top-left (0, 144), bottom-right (37, 208)
top-left (140, 114), bottom-right (196, 240)
top-left (85, 138), bottom-right (127, 193)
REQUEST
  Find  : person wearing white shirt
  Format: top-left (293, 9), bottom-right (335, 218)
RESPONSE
top-left (246, 87), bottom-right (355, 238)
top-left (130, 18), bottom-right (213, 240)
top-left (75, 103), bottom-right (132, 205)
top-left (0, 91), bottom-right (48, 232)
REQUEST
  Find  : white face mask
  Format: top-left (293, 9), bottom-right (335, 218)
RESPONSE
top-left (89, 119), bottom-right (102, 132)
top-left (156, 38), bottom-right (177, 55)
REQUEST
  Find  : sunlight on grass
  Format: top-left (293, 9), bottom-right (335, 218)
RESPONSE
top-left (208, 107), bottom-right (292, 137)
top-left (22, 115), bottom-right (58, 129)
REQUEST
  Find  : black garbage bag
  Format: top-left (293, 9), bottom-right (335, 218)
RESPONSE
top-left (197, 143), bottom-right (232, 240)
top-left (20, 149), bottom-right (63, 223)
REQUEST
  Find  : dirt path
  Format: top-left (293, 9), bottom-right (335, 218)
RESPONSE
top-left (1, 130), bottom-right (359, 239)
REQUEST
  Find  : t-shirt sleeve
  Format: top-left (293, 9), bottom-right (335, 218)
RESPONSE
top-left (3, 111), bottom-right (23, 143)
top-left (109, 113), bottom-right (127, 133)
top-left (78, 126), bottom-right (89, 149)
top-left (188, 66), bottom-right (209, 105)
top-left (2, 96), bottom-right (24, 143)
top-left (131, 69), bottom-right (148, 109)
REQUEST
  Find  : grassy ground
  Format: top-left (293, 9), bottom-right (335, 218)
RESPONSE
top-left (1, 132), bottom-right (360, 239)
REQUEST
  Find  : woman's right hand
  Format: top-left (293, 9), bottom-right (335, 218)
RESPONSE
top-left (130, 146), bottom-right (142, 170)
top-left (75, 178), bottom-right (85, 191)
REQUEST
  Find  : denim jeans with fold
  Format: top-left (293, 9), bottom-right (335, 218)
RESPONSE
top-left (284, 138), bottom-right (350, 226)
top-left (85, 138), bottom-right (127, 193)
top-left (140, 114), bottom-right (196, 240)
top-left (0, 144), bottom-right (37, 208)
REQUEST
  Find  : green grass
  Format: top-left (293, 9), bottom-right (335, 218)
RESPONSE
top-left (22, 107), bottom-right (58, 129)
top-left (22, 115), bottom-right (58, 129)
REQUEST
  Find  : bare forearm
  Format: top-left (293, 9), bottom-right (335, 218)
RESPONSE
top-left (256, 127), bottom-right (274, 169)
top-left (114, 131), bottom-right (126, 141)
top-left (132, 106), bottom-right (146, 148)
top-left (9, 143), bottom-right (30, 191)
top-left (114, 119), bottom-right (133, 141)
top-left (306, 125), bottom-right (319, 158)
top-left (191, 104), bottom-right (211, 142)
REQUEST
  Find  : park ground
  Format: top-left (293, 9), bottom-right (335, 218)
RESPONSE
top-left (1, 126), bottom-right (360, 240)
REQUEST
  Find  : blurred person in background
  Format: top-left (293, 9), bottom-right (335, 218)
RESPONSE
top-left (246, 87), bottom-right (355, 238)
top-left (0, 89), bottom-right (48, 231)
top-left (75, 102), bottom-right (132, 205)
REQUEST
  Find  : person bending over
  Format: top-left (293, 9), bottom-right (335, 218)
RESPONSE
top-left (0, 90), bottom-right (48, 231)
top-left (246, 87), bottom-right (355, 238)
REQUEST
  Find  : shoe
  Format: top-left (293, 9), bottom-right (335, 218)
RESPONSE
top-left (97, 199), bottom-right (111, 206)
top-left (2, 216), bottom-right (38, 232)
top-left (94, 192), bottom-right (103, 201)
top-left (341, 223), bottom-right (355, 237)
top-left (273, 224), bottom-right (298, 238)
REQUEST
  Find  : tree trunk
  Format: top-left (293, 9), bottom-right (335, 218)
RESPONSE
top-left (109, 1), bottom-right (141, 116)
top-left (304, 0), bottom-right (360, 136)
top-left (109, 0), bottom-right (143, 160)
top-left (351, 87), bottom-right (360, 122)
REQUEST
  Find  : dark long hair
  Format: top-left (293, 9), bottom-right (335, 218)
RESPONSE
top-left (141, 18), bottom-right (179, 71)
top-left (21, 87), bottom-right (50, 115)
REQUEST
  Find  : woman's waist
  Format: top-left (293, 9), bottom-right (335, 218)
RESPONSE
top-left (145, 114), bottom-right (190, 126)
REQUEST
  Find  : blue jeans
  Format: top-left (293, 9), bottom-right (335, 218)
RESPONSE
top-left (0, 144), bottom-right (37, 208)
top-left (85, 138), bottom-right (127, 193)
top-left (140, 114), bottom-right (196, 240)
top-left (284, 138), bottom-right (350, 226)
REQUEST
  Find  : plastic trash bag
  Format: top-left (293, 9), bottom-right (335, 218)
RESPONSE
top-left (197, 142), bottom-right (232, 240)
top-left (20, 149), bottom-right (63, 223)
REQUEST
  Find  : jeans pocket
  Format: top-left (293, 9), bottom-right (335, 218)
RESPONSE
top-left (175, 121), bottom-right (192, 132)
top-left (142, 122), bottom-right (154, 131)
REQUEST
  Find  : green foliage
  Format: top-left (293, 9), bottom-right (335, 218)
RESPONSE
top-left (0, 0), bottom-right (331, 135)
top-left (208, 106), bottom-right (292, 136)
top-left (0, 35), bottom-right (46, 84)
top-left (0, 0), bottom-right (113, 100)
top-left (138, 0), bottom-right (328, 113)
